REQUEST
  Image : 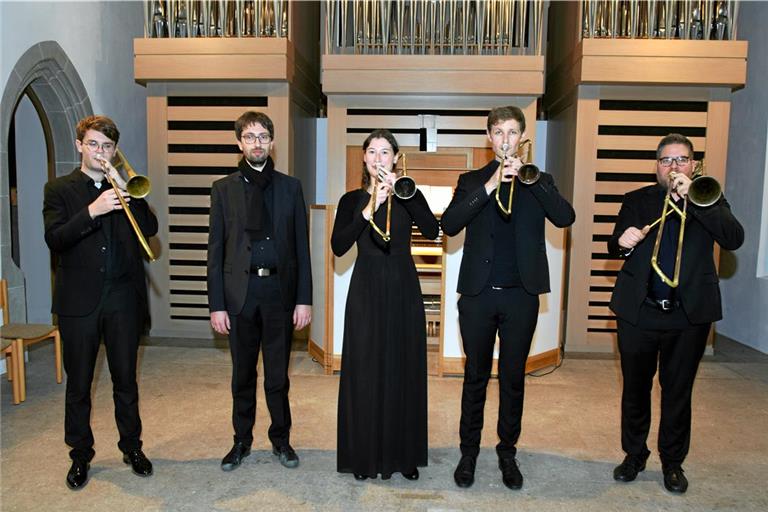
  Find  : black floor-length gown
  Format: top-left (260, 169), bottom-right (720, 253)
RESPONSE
top-left (332, 188), bottom-right (439, 477)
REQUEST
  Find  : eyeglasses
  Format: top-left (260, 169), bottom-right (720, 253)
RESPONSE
top-left (658, 156), bottom-right (691, 167)
top-left (241, 133), bottom-right (272, 145)
top-left (83, 140), bottom-right (116, 152)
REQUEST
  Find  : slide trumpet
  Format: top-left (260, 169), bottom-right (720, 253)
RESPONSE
top-left (95, 149), bottom-right (156, 261)
top-left (495, 139), bottom-right (540, 215)
top-left (646, 161), bottom-right (721, 288)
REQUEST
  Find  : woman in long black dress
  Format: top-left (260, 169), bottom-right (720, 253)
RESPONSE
top-left (332, 129), bottom-right (439, 481)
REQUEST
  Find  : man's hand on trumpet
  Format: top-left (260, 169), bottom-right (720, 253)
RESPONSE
top-left (618, 226), bottom-right (648, 251)
top-left (88, 187), bottom-right (130, 219)
top-left (485, 152), bottom-right (522, 195)
top-left (668, 171), bottom-right (692, 200)
top-left (94, 154), bottom-right (128, 190)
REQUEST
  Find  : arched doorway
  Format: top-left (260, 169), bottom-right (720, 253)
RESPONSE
top-left (1, 41), bottom-right (92, 322)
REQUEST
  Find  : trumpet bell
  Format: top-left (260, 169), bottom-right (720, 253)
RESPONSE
top-left (688, 175), bottom-right (721, 207)
top-left (126, 175), bottom-right (151, 198)
top-left (518, 164), bottom-right (541, 185)
top-left (393, 175), bottom-right (417, 200)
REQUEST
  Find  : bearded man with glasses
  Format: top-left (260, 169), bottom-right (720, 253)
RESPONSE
top-left (43, 115), bottom-right (158, 489)
top-left (207, 111), bottom-right (312, 472)
top-left (607, 133), bottom-right (744, 493)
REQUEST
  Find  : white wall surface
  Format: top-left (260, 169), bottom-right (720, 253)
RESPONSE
top-left (717, 0), bottom-right (768, 353)
top-left (1, 1), bottom-right (148, 176)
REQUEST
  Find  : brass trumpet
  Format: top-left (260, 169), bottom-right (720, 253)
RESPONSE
top-left (495, 139), bottom-right (540, 215)
top-left (647, 161), bottom-right (721, 288)
top-left (96, 149), bottom-right (156, 261)
top-left (368, 153), bottom-right (415, 242)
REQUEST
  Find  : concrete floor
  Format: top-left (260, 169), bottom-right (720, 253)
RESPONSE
top-left (2, 337), bottom-right (767, 511)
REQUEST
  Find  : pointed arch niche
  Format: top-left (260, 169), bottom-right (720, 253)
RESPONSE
top-left (1, 41), bottom-right (92, 321)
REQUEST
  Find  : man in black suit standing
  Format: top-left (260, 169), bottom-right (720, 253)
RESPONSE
top-left (442, 106), bottom-right (575, 490)
top-left (208, 111), bottom-right (312, 472)
top-left (608, 133), bottom-right (743, 493)
top-left (43, 115), bottom-right (158, 489)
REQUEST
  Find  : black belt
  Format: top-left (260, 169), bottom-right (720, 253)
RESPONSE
top-left (644, 297), bottom-right (680, 312)
top-left (250, 266), bottom-right (277, 277)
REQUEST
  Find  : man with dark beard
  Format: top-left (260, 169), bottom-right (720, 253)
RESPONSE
top-left (207, 111), bottom-right (312, 472)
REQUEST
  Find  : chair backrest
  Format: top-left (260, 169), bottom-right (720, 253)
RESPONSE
top-left (0, 279), bottom-right (9, 325)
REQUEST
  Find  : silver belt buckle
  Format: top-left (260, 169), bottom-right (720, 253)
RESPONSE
top-left (658, 299), bottom-right (672, 311)
top-left (256, 267), bottom-right (271, 277)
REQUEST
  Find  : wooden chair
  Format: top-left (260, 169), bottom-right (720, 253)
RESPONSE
top-left (1, 279), bottom-right (62, 404)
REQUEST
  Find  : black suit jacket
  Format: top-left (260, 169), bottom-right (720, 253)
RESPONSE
top-left (608, 184), bottom-right (744, 325)
top-left (43, 169), bottom-right (158, 317)
top-left (441, 161), bottom-right (575, 296)
top-left (207, 166), bottom-right (312, 315)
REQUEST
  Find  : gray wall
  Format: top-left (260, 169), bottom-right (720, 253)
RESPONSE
top-left (717, 0), bottom-right (768, 353)
top-left (1, 1), bottom-right (148, 321)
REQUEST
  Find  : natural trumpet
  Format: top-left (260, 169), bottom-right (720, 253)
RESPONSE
top-left (495, 139), bottom-right (540, 215)
top-left (368, 153), bottom-right (416, 242)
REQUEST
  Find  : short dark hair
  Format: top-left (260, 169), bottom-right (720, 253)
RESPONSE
top-left (235, 111), bottom-right (274, 140)
top-left (361, 129), bottom-right (400, 189)
top-left (487, 106), bottom-right (526, 134)
top-left (76, 115), bottom-right (119, 143)
top-left (656, 133), bottom-right (694, 159)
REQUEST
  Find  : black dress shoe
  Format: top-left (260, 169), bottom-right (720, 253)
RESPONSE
top-left (353, 473), bottom-right (368, 481)
top-left (272, 444), bottom-right (299, 468)
top-left (123, 449), bottom-right (153, 477)
top-left (221, 442), bottom-right (251, 471)
top-left (454, 455), bottom-right (476, 488)
top-left (663, 466), bottom-right (688, 493)
top-left (66, 460), bottom-right (89, 490)
top-left (402, 468), bottom-right (419, 481)
top-left (499, 457), bottom-right (523, 490)
top-left (613, 455), bottom-right (647, 482)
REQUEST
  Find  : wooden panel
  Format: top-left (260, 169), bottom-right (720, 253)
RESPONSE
top-left (168, 131), bottom-right (239, 144)
top-left (596, 159), bottom-right (658, 173)
top-left (581, 39), bottom-right (748, 59)
top-left (588, 318), bottom-right (617, 330)
top-left (168, 106), bottom-right (271, 121)
top-left (134, 37), bottom-right (290, 55)
top-left (168, 175), bottom-right (222, 188)
top-left (597, 135), bottom-right (706, 151)
top-left (581, 56), bottom-right (746, 88)
top-left (136, 55), bottom-right (289, 82)
top-left (168, 195), bottom-right (211, 207)
top-left (168, 153), bottom-right (241, 167)
top-left (323, 54), bottom-right (545, 71)
top-left (595, 181), bottom-right (652, 195)
top-left (324, 70), bottom-right (543, 95)
top-left (598, 110), bottom-right (708, 127)
top-left (169, 232), bottom-right (209, 244)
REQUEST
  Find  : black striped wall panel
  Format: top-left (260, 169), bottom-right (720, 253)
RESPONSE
top-left (587, 100), bottom-right (708, 335)
top-left (165, 96), bottom-right (270, 322)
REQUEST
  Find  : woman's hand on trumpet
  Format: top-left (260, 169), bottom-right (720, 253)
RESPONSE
top-left (363, 165), bottom-right (393, 220)
top-left (88, 187), bottom-right (130, 219)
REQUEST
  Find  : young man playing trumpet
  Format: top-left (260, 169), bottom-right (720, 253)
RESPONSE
top-left (441, 106), bottom-right (575, 490)
top-left (608, 133), bottom-right (744, 493)
top-left (43, 115), bottom-right (158, 489)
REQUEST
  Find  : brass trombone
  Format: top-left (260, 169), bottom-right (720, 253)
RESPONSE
top-left (96, 149), bottom-right (156, 261)
top-left (646, 161), bottom-right (721, 288)
top-left (368, 153), bottom-right (416, 242)
top-left (495, 139), bottom-right (541, 215)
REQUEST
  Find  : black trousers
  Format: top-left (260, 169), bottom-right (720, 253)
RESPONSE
top-left (228, 274), bottom-right (293, 448)
top-left (458, 286), bottom-right (539, 458)
top-left (58, 280), bottom-right (142, 462)
top-left (617, 304), bottom-right (710, 468)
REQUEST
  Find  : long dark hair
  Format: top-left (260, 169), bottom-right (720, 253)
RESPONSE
top-left (361, 129), bottom-right (400, 190)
